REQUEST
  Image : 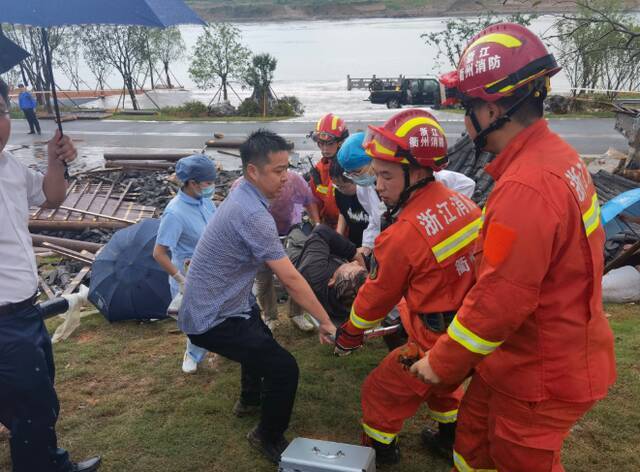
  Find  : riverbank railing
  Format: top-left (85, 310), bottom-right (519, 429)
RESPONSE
top-left (347, 74), bottom-right (404, 91)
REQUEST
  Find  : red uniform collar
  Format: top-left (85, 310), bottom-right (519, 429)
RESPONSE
top-left (484, 119), bottom-right (549, 181)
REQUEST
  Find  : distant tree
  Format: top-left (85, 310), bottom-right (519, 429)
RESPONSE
top-left (551, 0), bottom-right (640, 98)
top-left (244, 53), bottom-right (277, 115)
top-left (189, 23), bottom-right (251, 101)
top-left (55, 29), bottom-right (82, 91)
top-left (422, 8), bottom-right (536, 71)
top-left (4, 25), bottom-right (66, 113)
top-left (82, 26), bottom-right (149, 110)
top-left (148, 27), bottom-right (185, 89)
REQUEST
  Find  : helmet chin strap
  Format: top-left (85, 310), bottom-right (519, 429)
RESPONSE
top-left (382, 165), bottom-right (434, 230)
top-left (468, 82), bottom-right (546, 158)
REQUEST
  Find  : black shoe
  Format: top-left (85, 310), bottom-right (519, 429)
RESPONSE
top-left (233, 399), bottom-right (261, 418)
top-left (366, 436), bottom-right (401, 465)
top-left (27, 131), bottom-right (35, 135)
top-left (246, 426), bottom-right (289, 464)
top-left (70, 456), bottom-right (102, 471)
top-left (421, 422), bottom-right (456, 463)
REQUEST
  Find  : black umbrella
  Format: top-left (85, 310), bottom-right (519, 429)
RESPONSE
top-left (89, 219), bottom-right (172, 322)
top-left (0, 33), bottom-right (30, 74)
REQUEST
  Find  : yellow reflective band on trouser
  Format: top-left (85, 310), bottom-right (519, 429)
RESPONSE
top-left (396, 116), bottom-right (445, 137)
top-left (316, 185), bottom-right (329, 195)
top-left (583, 193), bottom-right (601, 237)
top-left (428, 408), bottom-right (458, 424)
top-left (431, 217), bottom-right (482, 263)
top-left (447, 316), bottom-right (503, 356)
top-left (362, 423), bottom-right (397, 445)
top-left (466, 32), bottom-right (522, 52)
top-left (453, 450), bottom-right (497, 472)
top-left (350, 307), bottom-right (383, 330)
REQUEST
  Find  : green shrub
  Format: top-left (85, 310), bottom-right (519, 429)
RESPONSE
top-left (237, 98), bottom-right (261, 116)
top-left (279, 95), bottom-right (304, 115)
top-left (160, 100), bottom-right (208, 117)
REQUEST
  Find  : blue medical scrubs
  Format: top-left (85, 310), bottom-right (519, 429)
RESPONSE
top-left (157, 190), bottom-right (216, 363)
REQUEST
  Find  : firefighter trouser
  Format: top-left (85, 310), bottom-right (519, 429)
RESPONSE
top-left (361, 345), bottom-right (463, 445)
top-left (453, 374), bottom-right (596, 472)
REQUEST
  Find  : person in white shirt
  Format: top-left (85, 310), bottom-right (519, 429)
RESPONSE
top-left (0, 79), bottom-right (101, 472)
top-left (337, 132), bottom-right (476, 254)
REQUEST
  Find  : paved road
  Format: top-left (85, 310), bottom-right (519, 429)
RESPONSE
top-left (8, 116), bottom-right (628, 157)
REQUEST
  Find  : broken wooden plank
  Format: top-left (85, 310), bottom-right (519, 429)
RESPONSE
top-left (605, 239), bottom-right (640, 274)
top-left (94, 182), bottom-right (116, 220)
top-left (41, 242), bottom-right (95, 264)
top-left (216, 149), bottom-right (241, 158)
top-left (59, 205), bottom-right (137, 224)
top-left (31, 234), bottom-right (103, 253)
top-left (103, 152), bottom-right (191, 161)
top-left (105, 160), bottom-right (174, 170)
top-left (110, 181), bottom-right (133, 218)
top-left (63, 266), bottom-right (91, 295)
top-left (38, 276), bottom-right (56, 300)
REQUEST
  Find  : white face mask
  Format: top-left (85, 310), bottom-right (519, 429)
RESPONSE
top-left (199, 184), bottom-right (215, 199)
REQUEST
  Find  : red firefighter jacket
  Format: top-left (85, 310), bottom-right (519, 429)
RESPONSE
top-left (345, 181), bottom-right (481, 349)
top-left (428, 119), bottom-right (616, 402)
top-left (310, 158), bottom-right (340, 227)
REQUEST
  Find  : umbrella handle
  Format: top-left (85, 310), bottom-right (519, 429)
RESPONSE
top-left (40, 28), bottom-right (69, 180)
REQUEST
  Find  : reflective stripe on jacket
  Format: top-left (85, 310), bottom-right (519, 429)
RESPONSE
top-left (428, 119), bottom-right (616, 402)
top-left (347, 182), bottom-right (481, 345)
top-left (310, 158), bottom-right (340, 227)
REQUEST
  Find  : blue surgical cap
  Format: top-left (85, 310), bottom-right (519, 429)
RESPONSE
top-left (175, 154), bottom-right (217, 183)
top-left (337, 132), bottom-right (371, 172)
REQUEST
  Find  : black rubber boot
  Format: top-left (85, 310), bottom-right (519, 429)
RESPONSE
top-left (363, 433), bottom-right (401, 465)
top-left (421, 421), bottom-right (456, 463)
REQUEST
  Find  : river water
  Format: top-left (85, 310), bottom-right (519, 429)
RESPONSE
top-left (69, 15), bottom-right (569, 118)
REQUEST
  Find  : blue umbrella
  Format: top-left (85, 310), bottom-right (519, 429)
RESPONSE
top-left (89, 219), bottom-right (171, 322)
top-left (0, 33), bottom-right (30, 74)
top-left (1, 0), bottom-right (204, 28)
top-left (601, 188), bottom-right (640, 239)
top-left (0, 0), bottom-right (204, 153)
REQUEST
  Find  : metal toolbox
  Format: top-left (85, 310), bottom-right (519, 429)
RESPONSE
top-left (279, 437), bottom-right (376, 472)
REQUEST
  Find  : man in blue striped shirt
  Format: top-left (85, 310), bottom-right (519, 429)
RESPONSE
top-left (180, 130), bottom-right (335, 464)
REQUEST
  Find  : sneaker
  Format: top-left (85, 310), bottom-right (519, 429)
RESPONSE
top-left (246, 426), bottom-right (289, 464)
top-left (265, 319), bottom-right (277, 331)
top-left (233, 399), bottom-right (261, 418)
top-left (290, 314), bottom-right (314, 332)
top-left (181, 352), bottom-right (198, 374)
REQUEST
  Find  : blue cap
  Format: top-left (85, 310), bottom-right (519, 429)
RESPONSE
top-left (175, 154), bottom-right (217, 183)
top-left (337, 132), bottom-right (371, 172)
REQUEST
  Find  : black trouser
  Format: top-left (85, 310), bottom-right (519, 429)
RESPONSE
top-left (0, 303), bottom-right (72, 472)
top-left (189, 306), bottom-right (299, 440)
top-left (23, 108), bottom-right (41, 134)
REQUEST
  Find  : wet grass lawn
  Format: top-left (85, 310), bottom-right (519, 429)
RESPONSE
top-left (1, 303), bottom-right (639, 471)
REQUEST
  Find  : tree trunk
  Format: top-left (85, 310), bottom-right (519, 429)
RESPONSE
top-left (125, 76), bottom-right (139, 110)
top-left (164, 61), bottom-right (173, 89)
top-left (222, 76), bottom-right (228, 101)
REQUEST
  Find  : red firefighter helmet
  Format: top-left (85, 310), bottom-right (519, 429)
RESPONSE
top-left (363, 109), bottom-right (448, 171)
top-left (311, 113), bottom-right (349, 142)
top-left (440, 22), bottom-right (561, 104)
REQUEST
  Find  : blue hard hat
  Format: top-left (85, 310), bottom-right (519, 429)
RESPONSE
top-left (337, 132), bottom-right (371, 172)
top-left (175, 154), bottom-right (217, 183)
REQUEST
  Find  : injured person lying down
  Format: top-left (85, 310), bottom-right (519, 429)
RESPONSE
top-left (287, 224), bottom-right (368, 324)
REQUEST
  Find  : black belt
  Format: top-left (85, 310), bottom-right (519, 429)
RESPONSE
top-left (0, 293), bottom-right (38, 317)
top-left (421, 311), bottom-right (456, 333)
